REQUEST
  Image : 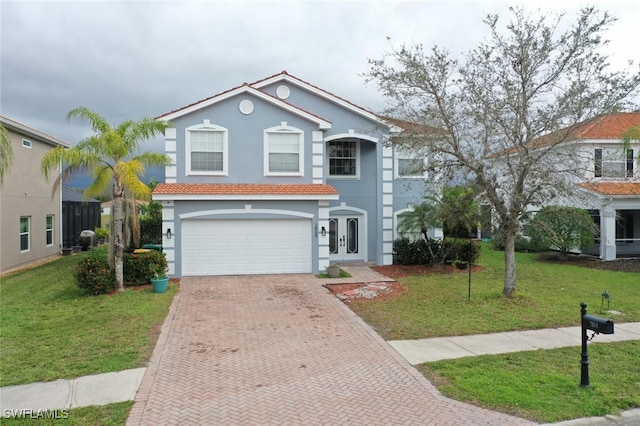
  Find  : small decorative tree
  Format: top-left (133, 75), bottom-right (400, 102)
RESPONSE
top-left (529, 206), bottom-right (597, 260)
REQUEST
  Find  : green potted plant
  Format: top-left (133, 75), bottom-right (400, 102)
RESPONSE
top-left (149, 262), bottom-right (169, 293)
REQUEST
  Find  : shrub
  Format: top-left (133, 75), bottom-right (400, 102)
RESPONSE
top-left (94, 227), bottom-right (109, 241)
top-left (445, 239), bottom-right (481, 264)
top-left (75, 249), bottom-right (115, 295)
top-left (529, 206), bottom-right (597, 259)
top-left (394, 238), bottom-right (430, 265)
top-left (123, 250), bottom-right (168, 286)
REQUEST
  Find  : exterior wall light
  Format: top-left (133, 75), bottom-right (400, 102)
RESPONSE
top-left (166, 228), bottom-right (172, 239)
top-left (321, 226), bottom-right (327, 237)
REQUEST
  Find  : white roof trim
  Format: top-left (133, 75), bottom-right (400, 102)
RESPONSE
top-left (157, 86), bottom-right (331, 130)
top-left (252, 74), bottom-right (393, 129)
top-left (0, 115), bottom-right (69, 148)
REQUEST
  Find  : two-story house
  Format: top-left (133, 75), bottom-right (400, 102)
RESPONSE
top-left (572, 112), bottom-right (640, 260)
top-left (153, 71), bottom-right (434, 276)
top-left (514, 112), bottom-right (640, 261)
top-left (0, 115), bottom-right (69, 273)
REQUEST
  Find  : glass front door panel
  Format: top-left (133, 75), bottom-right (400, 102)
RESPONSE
top-left (329, 216), bottom-right (363, 261)
top-left (329, 218), bottom-right (338, 254)
top-left (347, 218), bottom-right (358, 254)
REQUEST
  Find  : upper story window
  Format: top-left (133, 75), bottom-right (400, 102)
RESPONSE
top-left (328, 139), bottom-right (359, 178)
top-left (186, 121), bottom-right (228, 176)
top-left (395, 148), bottom-right (426, 178)
top-left (264, 124), bottom-right (304, 176)
top-left (22, 139), bottom-right (32, 148)
top-left (595, 147), bottom-right (634, 178)
top-left (20, 216), bottom-right (30, 252)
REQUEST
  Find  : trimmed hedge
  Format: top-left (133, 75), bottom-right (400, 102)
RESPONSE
top-left (393, 238), bottom-right (480, 265)
top-left (75, 247), bottom-right (168, 294)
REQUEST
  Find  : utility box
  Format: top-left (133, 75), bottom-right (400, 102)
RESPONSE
top-left (79, 229), bottom-right (96, 247)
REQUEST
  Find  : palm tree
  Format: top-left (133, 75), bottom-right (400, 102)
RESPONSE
top-left (0, 123), bottom-right (14, 186)
top-left (41, 107), bottom-right (170, 292)
top-left (397, 201), bottom-right (439, 262)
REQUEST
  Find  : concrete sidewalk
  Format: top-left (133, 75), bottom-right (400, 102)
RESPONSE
top-left (388, 322), bottom-right (640, 365)
top-left (0, 368), bottom-right (145, 413)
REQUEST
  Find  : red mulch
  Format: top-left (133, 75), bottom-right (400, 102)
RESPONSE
top-left (325, 264), bottom-right (482, 302)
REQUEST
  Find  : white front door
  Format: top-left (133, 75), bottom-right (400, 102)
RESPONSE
top-left (329, 216), bottom-right (364, 261)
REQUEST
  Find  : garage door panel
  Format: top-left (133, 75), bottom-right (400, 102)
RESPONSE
top-left (182, 219), bottom-right (311, 275)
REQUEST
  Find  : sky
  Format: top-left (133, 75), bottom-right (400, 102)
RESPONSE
top-left (1, 0), bottom-right (639, 152)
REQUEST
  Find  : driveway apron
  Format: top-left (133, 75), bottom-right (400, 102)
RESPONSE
top-left (127, 275), bottom-right (535, 425)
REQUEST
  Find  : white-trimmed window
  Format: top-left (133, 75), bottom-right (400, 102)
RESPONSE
top-left (22, 139), bottom-right (32, 148)
top-left (186, 121), bottom-right (228, 175)
top-left (264, 124), bottom-right (304, 176)
top-left (328, 139), bottom-right (359, 178)
top-left (20, 216), bottom-right (30, 252)
top-left (46, 215), bottom-right (54, 246)
top-left (595, 147), bottom-right (634, 178)
top-left (395, 149), bottom-right (426, 178)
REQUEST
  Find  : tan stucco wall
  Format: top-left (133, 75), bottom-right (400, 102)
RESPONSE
top-left (0, 130), bottom-right (62, 272)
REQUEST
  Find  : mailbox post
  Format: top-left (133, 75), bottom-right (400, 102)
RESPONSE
top-left (580, 302), bottom-right (614, 387)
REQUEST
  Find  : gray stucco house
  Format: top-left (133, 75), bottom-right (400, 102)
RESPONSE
top-left (0, 115), bottom-right (69, 273)
top-left (154, 71), bottom-right (433, 276)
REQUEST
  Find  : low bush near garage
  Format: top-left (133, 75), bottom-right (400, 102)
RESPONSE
top-left (75, 248), bottom-right (115, 295)
top-left (123, 249), bottom-right (168, 286)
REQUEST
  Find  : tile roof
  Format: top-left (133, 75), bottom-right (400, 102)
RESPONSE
top-left (490, 112), bottom-right (640, 157)
top-left (154, 183), bottom-right (338, 196)
top-left (569, 112), bottom-right (640, 140)
top-left (579, 182), bottom-right (640, 196)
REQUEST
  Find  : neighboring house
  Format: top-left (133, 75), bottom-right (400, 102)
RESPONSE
top-left (62, 187), bottom-right (101, 248)
top-left (153, 71), bottom-right (434, 276)
top-left (101, 199), bottom-right (148, 216)
top-left (521, 112), bottom-right (640, 260)
top-left (0, 115), bottom-right (69, 273)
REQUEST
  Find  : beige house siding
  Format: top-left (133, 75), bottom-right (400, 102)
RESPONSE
top-left (0, 116), bottom-right (68, 272)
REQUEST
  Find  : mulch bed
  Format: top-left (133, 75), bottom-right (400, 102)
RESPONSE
top-left (325, 255), bottom-right (640, 303)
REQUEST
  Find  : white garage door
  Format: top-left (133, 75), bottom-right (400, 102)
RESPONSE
top-left (182, 219), bottom-right (312, 276)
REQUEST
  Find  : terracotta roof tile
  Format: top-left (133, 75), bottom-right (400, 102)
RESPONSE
top-left (492, 112), bottom-right (640, 157)
top-left (579, 182), bottom-right (640, 196)
top-left (154, 183), bottom-right (338, 196)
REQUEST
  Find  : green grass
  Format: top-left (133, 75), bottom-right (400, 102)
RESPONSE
top-left (1, 402), bottom-right (132, 425)
top-left (0, 253), bottom-right (177, 387)
top-left (419, 341), bottom-right (640, 423)
top-left (347, 243), bottom-right (640, 423)
top-left (351, 245), bottom-right (640, 340)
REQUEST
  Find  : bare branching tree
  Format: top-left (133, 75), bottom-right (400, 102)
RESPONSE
top-left (367, 6), bottom-right (640, 296)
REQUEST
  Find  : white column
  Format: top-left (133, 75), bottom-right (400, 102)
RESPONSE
top-left (164, 128), bottom-right (177, 183)
top-left (161, 200), bottom-right (176, 275)
top-left (382, 145), bottom-right (394, 265)
top-left (318, 200), bottom-right (331, 272)
top-left (600, 206), bottom-right (617, 261)
top-left (312, 131), bottom-right (324, 184)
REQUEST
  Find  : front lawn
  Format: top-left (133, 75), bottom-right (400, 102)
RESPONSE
top-left (347, 243), bottom-right (640, 423)
top-left (420, 341), bottom-right (640, 423)
top-left (352, 245), bottom-right (640, 340)
top-left (0, 253), bottom-right (177, 387)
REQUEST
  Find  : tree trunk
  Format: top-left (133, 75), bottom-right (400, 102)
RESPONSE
top-left (502, 231), bottom-right (517, 297)
top-left (112, 180), bottom-right (125, 292)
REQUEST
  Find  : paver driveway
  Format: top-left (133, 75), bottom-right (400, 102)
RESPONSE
top-left (127, 275), bottom-right (536, 425)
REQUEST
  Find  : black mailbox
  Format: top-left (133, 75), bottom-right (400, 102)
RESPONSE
top-left (582, 314), bottom-right (614, 335)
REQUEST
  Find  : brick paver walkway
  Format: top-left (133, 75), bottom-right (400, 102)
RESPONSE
top-left (127, 275), bottom-right (536, 425)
